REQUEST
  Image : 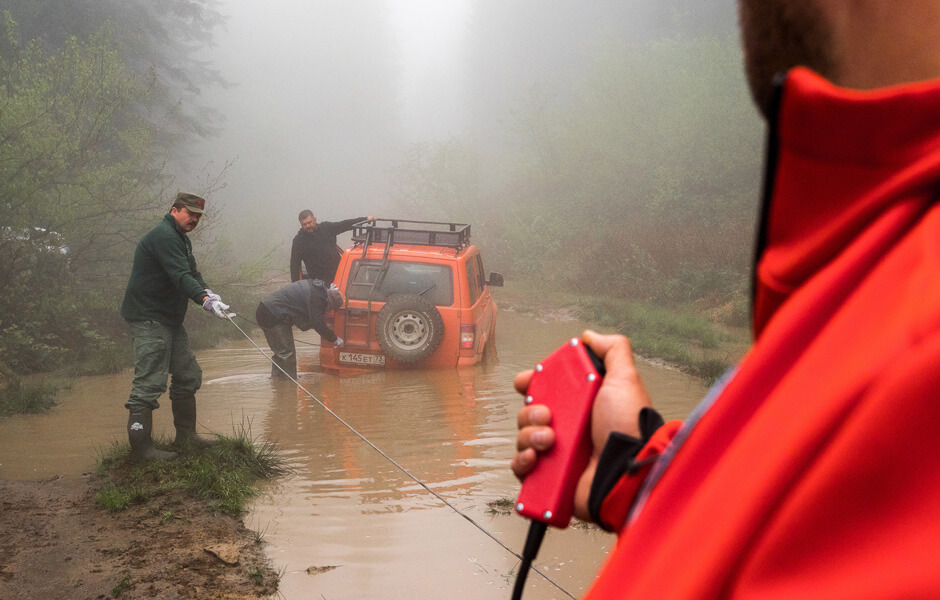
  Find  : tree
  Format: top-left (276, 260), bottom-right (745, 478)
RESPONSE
top-left (392, 138), bottom-right (484, 222)
top-left (559, 34), bottom-right (762, 302)
top-left (391, 32), bottom-right (763, 311)
top-left (0, 0), bottom-right (227, 140)
top-left (0, 16), bottom-right (171, 377)
top-left (462, 0), bottom-right (737, 144)
top-left (506, 33), bottom-right (762, 304)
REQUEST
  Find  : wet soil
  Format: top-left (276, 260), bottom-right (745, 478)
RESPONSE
top-left (0, 474), bottom-right (278, 600)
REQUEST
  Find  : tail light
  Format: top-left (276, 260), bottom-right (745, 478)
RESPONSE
top-left (460, 324), bottom-right (475, 349)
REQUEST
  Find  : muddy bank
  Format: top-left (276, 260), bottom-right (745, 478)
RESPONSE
top-left (0, 474), bottom-right (278, 600)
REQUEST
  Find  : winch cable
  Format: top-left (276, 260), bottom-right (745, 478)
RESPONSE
top-left (223, 315), bottom-right (575, 599)
top-left (234, 314), bottom-right (325, 347)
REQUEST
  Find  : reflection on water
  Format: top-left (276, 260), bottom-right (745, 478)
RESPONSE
top-left (0, 309), bottom-right (707, 599)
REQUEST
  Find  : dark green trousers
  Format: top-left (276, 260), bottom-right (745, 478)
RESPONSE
top-left (125, 320), bottom-right (202, 410)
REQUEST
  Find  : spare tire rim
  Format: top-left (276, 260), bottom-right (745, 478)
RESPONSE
top-left (389, 311), bottom-right (429, 349)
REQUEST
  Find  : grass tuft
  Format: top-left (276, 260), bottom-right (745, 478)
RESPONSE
top-left (111, 573), bottom-right (134, 597)
top-left (95, 421), bottom-right (286, 516)
top-left (0, 378), bottom-right (59, 417)
top-left (485, 497), bottom-right (516, 517)
top-left (496, 281), bottom-right (751, 383)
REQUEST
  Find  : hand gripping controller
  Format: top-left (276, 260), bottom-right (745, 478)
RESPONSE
top-left (515, 337), bottom-right (605, 527)
top-left (510, 338), bottom-right (605, 600)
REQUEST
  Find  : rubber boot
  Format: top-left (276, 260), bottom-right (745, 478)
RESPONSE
top-left (263, 324), bottom-right (297, 379)
top-left (128, 408), bottom-right (177, 462)
top-left (171, 395), bottom-right (218, 447)
top-left (272, 352), bottom-right (297, 380)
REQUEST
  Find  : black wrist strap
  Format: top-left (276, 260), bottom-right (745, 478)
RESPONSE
top-left (588, 407), bottom-right (665, 530)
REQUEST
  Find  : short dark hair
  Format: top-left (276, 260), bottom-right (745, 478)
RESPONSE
top-left (299, 210), bottom-right (314, 222)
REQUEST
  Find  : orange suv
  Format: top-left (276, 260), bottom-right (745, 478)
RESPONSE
top-left (319, 219), bottom-right (503, 372)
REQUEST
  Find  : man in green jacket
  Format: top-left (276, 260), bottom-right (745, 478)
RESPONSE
top-left (120, 192), bottom-right (232, 461)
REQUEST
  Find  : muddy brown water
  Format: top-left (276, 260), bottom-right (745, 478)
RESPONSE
top-left (0, 309), bottom-right (707, 599)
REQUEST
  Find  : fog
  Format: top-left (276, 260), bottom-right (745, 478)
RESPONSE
top-left (195, 0), bottom-right (738, 267)
top-left (196, 0), bottom-right (401, 254)
top-left (1, 0), bottom-right (755, 393)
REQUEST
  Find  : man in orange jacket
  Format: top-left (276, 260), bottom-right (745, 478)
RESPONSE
top-left (514, 2), bottom-right (940, 597)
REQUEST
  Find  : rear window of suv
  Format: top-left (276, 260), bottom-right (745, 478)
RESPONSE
top-left (346, 260), bottom-right (454, 306)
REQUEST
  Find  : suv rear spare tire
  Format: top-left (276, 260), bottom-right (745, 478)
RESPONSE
top-left (376, 293), bottom-right (445, 362)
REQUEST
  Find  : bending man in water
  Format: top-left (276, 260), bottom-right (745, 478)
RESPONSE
top-left (256, 279), bottom-right (344, 379)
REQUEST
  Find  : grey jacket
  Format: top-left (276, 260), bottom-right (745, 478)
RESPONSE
top-left (260, 279), bottom-right (337, 342)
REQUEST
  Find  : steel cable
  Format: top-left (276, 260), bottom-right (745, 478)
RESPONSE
top-left (224, 314), bottom-right (575, 599)
top-left (234, 314), bottom-right (325, 347)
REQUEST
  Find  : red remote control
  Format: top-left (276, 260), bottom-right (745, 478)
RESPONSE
top-left (515, 338), bottom-right (604, 529)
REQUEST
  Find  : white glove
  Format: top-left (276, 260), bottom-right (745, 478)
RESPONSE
top-left (204, 289), bottom-right (221, 303)
top-left (203, 296), bottom-right (233, 319)
top-left (333, 337), bottom-right (344, 347)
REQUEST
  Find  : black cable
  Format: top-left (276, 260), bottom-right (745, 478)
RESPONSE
top-left (511, 521), bottom-right (548, 600)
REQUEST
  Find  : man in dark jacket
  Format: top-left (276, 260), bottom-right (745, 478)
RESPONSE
top-left (256, 279), bottom-right (344, 379)
top-left (289, 210), bottom-right (370, 283)
top-left (120, 192), bottom-right (232, 462)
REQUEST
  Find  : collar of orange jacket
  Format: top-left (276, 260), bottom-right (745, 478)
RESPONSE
top-left (753, 67), bottom-right (940, 336)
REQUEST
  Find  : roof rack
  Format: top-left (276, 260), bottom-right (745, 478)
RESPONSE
top-left (351, 218), bottom-right (471, 250)
top-left (343, 219), bottom-right (470, 343)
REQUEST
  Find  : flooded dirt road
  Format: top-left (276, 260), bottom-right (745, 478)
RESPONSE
top-left (0, 309), bottom-right (706, 599)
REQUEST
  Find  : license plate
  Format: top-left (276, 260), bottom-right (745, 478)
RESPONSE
top-left (339, 352), bottom-right (386, 366)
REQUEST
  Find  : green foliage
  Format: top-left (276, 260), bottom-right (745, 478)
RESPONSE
top-left (394, 33), bottom-right (763, 317)
top-left (246, 566), bottom-right (268, 586)
top-left (507, 34), bottom-right (761, 301)
top-left (0, 16), bottom-right (174, 378)
top-left (110, 573), bottom-right (135, 598)
top-left (0, 0), bottom-right (228, 139)
top-left (0, 377), bottom-right (58, 417)
top-left (0, 13), bottom-right (253, 386)
top-left (485, 497), bottom-right (516, 517)
top-left (181, 284), bottom-right (266, 350)
top-left (0, 16), bottom-right (169, 278)
top-left (96, 483), bottom-right (135, 513)
top-left (392, 138), bottom-right (484, 222)
top-left (497, 281), bottom-right (748, 384)
top-left (96, 423), bottom-right (285, 516)
top-left (575, 294), bottom-right (743, 384)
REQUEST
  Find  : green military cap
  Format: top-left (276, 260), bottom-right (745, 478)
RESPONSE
top-left (174, 192), bottom-right (206, 214)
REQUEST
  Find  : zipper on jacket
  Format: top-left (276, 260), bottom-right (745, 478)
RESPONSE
top-left (749, 71), bottom-right (788, 327)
